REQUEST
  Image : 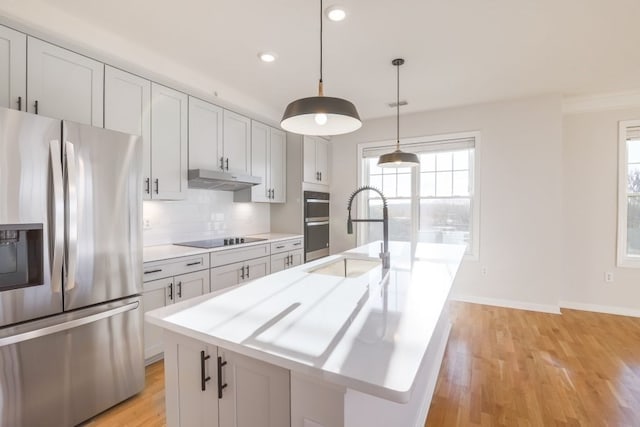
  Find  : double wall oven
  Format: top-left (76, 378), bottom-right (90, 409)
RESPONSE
top-left (304, 191), bottom-right (330, 261)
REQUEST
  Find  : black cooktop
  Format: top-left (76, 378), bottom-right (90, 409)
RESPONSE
top-left (174, 237), bottom-right (267, 249)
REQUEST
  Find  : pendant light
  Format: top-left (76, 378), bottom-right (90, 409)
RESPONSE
top-left (377, 58), bottom-right (420, 168)
top-left (280, 0), bottom-right (361, 136)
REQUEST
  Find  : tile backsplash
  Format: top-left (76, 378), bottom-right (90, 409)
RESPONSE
top-left (143, 189), bottom-right (270, 246)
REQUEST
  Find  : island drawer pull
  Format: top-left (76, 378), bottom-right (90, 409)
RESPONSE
top-left (217, 356), bottom-right (228, 398)
top-left (168, 283), bottom-right (173, 301)
top-left (276, 245), bottom-right (285, 249)
top-left (144, 269), bottom-right (162, 275)
top-left (176, 281), bottom-right (182, 299)
top-left (186, 261), bottom-right (202, 266)
top-left (293, 242), bottom-right (302, 246)
top-left (240, 266), bottom-right (245, 280)
top-left (200, 351), bottom-right (211, 391)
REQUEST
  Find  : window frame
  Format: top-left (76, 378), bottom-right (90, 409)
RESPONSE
top-left (617, 120), bottom-right (640, 268)
top-left (356, 131), bottom-right (481, 260)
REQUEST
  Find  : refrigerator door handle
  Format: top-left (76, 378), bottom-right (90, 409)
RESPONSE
top-left (64, 141), bottom-right (79, 291)
top-left (0, 301), bottom-right (139, 347)
top-left (50, 140), bottom-right (64, 293)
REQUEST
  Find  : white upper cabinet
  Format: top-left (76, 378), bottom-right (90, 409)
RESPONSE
top-left (250, 121), bottom-right (270, 203)
top-left (104, 66), bottom-right (152, 199)
top-left (303, 135), bottom-right (330, 185)
top-left (246, 121), bottom-right (286, 203)
top-left (269, 127), bottom-right (286, 202)
top-left (151, 83), bottom-right (188, 200)
top-left (27, 37), bottom-right (103, 126)
top-left (223, 110), bottom-right (251, 174)
top-left (0, 25), bottom-right (26, 111)
top-left (188, 96), bottom-right (224, 171)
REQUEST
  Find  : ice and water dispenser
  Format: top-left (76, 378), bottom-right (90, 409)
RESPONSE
top-left (0, 224), bottom-right (43, 291)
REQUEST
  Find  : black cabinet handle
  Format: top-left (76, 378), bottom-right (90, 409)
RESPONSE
top-left (200, 351), bottom-right (211, 391)
top-left (276, 245), bottom-right (285, 249)
top-left (220, 156), bottom-right (224, 170)
top-left (225, 158), bottom-right (229, 170)
top-left (17, 96), bottom-right (22, 111)
top-left (293, 242), bottom-right (301, 246)
top-left (285, 255), bottom-right (289, 267)
top-left (154, 178), bottom-right (159, 194)
top-left (145, 178), bottom-right (150, 194)
top-left (168, 283), bottom-right (173, 301)
top-left (246, 265), bottom-right (250, 278)
top-left (144, 268), bottom-right (162, 275)
top-left (186, 261), bottom-right (202, 266)
top-left (217, 356), bottom-right (228, 399)
top-left (240, 265), bottom-right (245, 280)
top-left (319, 172), bottom-right (322, 181)
top-left (34, 100), bottom-right (39, 115)
top-left (290, 254), bottom-right (293, 265)
top-left (177, 281), bottom-right (182, 298)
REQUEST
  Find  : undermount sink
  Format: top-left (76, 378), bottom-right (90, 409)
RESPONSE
top-left (308, 256), bottom-right (381, 278)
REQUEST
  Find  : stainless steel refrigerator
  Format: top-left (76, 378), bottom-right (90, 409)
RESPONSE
top-left (0, 107), bottom-right (144, 426)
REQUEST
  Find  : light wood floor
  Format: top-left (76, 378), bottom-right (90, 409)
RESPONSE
top-left (426, 303), bottom-right (640, 427)
top-left (84, 302), bottom-right (640, 427)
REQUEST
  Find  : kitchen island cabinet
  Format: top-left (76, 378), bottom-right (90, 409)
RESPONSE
top-left (147, 241), bottom-right (465, 427)
top-left (164, 331), bottom-right (290, 427)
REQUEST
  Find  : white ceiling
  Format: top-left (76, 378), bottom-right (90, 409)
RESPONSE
top-left (3, 0), bottom-right (640, 122)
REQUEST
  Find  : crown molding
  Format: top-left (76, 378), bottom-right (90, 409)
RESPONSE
top-left (563, 89), bottom-right (640, 114)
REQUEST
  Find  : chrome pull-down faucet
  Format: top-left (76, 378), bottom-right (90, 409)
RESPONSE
top-left (346, 186), bottom-right (390, 269)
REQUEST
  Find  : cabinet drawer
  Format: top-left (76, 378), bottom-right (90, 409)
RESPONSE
top-left (270, 239), bottom-right (303, 254)
top-left (143, 253), bottom-right (210, 282)
top-left (210, 244), bottom-right (269, 267)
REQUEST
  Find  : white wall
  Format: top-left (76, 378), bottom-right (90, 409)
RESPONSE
top-left (330, 95), bottom-right (565, 312)
top-left (143, 189), bottom-right (270, 246)
top-left (562, 107), bottom-right (640, 315)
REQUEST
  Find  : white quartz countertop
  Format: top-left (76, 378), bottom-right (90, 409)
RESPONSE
top-left (143, 233), bottom-right (303, 263)
top-left (145, 241), bottom-right (465, 403)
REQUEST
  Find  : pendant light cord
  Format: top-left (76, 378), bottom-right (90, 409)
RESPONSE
top-left (396, 61), bottom-right (400, 150)
top-left (318, 0), bottom-right (324, 96)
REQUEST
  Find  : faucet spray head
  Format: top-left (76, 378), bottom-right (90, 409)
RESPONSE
top-left (347, 210), bottom-right (353, 234)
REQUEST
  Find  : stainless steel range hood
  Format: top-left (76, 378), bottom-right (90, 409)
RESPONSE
top-left (188, 169), bottom-right (261, 191)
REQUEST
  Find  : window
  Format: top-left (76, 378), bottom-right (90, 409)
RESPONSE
top-left (618, 120), bottom-right (640, 267)
top-left (358, 132), bottom-right (480, 258)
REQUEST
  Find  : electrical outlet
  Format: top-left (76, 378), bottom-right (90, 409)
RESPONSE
top-left (143, 218), bottom-right (151, 229)
top-left (604, 272), bottom-right (614, 283)
top-left (481, 266), bottom-right (488, 276)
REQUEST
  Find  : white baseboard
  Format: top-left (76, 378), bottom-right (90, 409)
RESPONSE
top-left (451, 295), bottom-right (561, 314)
top-left (559, 301), bottom-right (640, 318)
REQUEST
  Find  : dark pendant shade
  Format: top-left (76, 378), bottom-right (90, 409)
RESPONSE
top-left (377, 57), bottom-right (420, 168)
top-left (377, 148), bottom-right (420, 168)
top-left (281, 95), bottom-right (361, 136)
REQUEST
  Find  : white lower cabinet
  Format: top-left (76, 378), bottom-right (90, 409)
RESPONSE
top-left (142, 254), bottom-right (210, 362)
top-left (270, 238), bottom-right (304, 273)
top-left (210, 256), bottom-right (270, 292)
top-left (210, 244), bottom-right (271, 292)
top-left (164, 331), bottom-right (290, 427)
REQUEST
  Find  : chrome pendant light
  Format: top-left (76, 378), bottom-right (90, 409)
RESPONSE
top-left (280, 0), bottom-right (361, 136)
top-left (377, 58), bottom-right (420, 168)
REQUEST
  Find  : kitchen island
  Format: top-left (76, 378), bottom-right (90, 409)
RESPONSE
top-left (146, 241), bottom-right (465, 427)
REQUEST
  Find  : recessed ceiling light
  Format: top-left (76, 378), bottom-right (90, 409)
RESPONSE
top-left (325, 5), bottom-right (347, 22)
top-left (258, 52), bottom-right (277, 63)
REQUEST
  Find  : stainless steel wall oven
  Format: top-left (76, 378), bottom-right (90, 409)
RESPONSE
top-left (304, 191), bottom-right (330, 261)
